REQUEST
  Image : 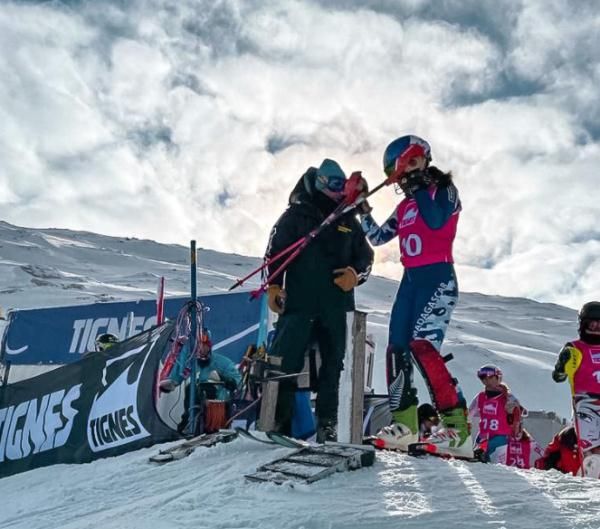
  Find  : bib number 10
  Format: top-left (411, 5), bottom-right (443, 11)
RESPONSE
top-left (401, 234), bottom-right (422, 257)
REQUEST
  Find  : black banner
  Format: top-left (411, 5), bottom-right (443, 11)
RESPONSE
top-left (0, 322), bottom-right (179, 479)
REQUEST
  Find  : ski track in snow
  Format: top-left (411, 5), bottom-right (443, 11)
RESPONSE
top-left (2, 439), bottom-right (600, 529)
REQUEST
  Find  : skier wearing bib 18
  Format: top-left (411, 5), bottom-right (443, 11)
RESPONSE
top-left (357, 135), bottom-right (471, 458)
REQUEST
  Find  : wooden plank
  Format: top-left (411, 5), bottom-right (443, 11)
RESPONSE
top-left (350, 311), bottom-right (366, 444)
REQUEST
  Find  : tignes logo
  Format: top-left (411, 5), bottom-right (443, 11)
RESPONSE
top-left (0, 384), bottom-right (81, 462)
top-left (510, 442), bottom-right (523, 455)
top-left (70, 315), bottom-right (158, 354)
top-left (400, 206), bottom-right (418, 228)
top-left (86, 340), bottom-right (158, 453)
top-left (482, 401), bottom-right (498, 415)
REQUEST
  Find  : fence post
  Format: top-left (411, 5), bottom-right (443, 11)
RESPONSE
top-left (337, 310), bottom-right (366, 444)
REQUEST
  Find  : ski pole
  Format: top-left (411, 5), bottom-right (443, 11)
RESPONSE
top-left (249, 175), bottom-right (390, 299)
top-left (228, 194), bottom-right (353, 292)
top-left (228, 236), bottom-right (306, 292)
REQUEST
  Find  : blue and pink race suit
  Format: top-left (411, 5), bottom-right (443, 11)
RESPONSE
top-left (361, 179), bottom-right (461, 420)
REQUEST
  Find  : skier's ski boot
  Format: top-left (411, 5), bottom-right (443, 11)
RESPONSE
top-left (411, 407), bottom-right (473, 459)
top-left (373, 405), bottom-right (418, 451)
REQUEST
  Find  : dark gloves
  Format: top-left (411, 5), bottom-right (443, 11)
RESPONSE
top-left (333, 267), bottom-right (358, 292)
top-left (267, 285), bottom-right (286, 314)
top-left (552, 346), bottom-right (571, 382)
top-left (399, 169), bottom-right (430, 197)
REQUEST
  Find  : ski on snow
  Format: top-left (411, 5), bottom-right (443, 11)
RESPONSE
top-left (148, 430), bottom-right (238, 464)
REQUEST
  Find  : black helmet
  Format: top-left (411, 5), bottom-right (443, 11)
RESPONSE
top-left (95, 333), bottom-right (119, 352)
top-left (579, 301), bottom-right (600, 322)
top-left (579, 301), bottom-right (600, 343)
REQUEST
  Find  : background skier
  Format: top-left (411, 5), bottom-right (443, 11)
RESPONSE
top-left (535, 425), bottom-right (582, 475)
top-left (552, 301), bottom-right (600, 476)
top-left (469, 364), bottom-right (523, 464)
top-left (160, 330), bottom-right (241, 435)
top-left (357, 135), bottom-right (469, 456)
top-left (265, 158), bottom-right (373, 443)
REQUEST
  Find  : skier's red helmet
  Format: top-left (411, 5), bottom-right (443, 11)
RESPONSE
top-left (382, 135), bottom-right (432, 178)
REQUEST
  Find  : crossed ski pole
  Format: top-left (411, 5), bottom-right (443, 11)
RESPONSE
top-left (228, 175), bottom-right (388, 298)
top-left (229, 153), bottom-right (417, 299)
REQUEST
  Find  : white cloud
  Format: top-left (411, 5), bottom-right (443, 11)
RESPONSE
top-left (0, 0), bottom-right (598, 309)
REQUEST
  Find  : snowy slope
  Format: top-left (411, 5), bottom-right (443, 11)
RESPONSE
top-left (1, 433), bottom-right (600, 529)
top-left (1, 220), bottom-right (597, 529)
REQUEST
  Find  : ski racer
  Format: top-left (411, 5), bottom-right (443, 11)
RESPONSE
top-left (160, 330), bottom-right (241, 435)
top-left (265, 159), bottom-right (374, 443)
top-left (551, 301), bottom-right (600, 476)
top-left (357, 135), bottom-right (470, 457)
top-left (535, 426), bottom-right (582, 475)
top-left (504, 424), bottom-right (543, 469)
top-left (469, 365), bottom-right (523, 464)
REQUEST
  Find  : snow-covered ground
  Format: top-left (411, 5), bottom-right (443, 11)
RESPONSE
top-left (1, 220), bottom-right (598, 529)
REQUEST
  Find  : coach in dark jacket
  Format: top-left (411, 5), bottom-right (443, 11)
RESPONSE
top-left (266, 159), bottom-right (374, 442)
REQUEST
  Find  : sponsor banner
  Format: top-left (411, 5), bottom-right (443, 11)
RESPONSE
top-left (0, 323), bottom-right (178, 479)
top-left (1, 292), bottom-right (262, 366)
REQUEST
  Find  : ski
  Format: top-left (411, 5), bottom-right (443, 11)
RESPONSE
top-left (149, 430), bottom-right (238, 464)
top-left (407, 441), bottom-right (481, 462)
top-left (265, 431), bottom-right (310, 449)
top-left (234, 427), bottom-right (277, 445)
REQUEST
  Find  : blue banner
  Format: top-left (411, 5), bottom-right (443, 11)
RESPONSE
top-left (1, 292), bottom-right (265, 366)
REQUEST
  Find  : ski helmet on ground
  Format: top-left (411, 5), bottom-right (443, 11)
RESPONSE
top-left (314, 159), bottom-right (347, 199)
top-left (477, 364), bottom-right (502, 380)
top-left (382, 135), bottom-right (432, 178)
top-left (95, 333), bottom-right (119, 352)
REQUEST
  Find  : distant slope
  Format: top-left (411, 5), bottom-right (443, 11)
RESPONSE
top-left (0, 220), bottom-right (576, 418)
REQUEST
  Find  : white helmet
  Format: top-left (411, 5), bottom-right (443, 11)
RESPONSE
top-left (582, 454), bottom-right (600, 479)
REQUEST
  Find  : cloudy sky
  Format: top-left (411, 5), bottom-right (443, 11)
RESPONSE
top-left (0, 0), bottom-right (598, 309)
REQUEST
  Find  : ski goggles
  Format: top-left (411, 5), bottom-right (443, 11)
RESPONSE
top-left (477, 366), bottom-right (502, 379)
top-left (316, 173), bottom-right (346, 193)
top-left (384, 156), bottom-right (423, 178)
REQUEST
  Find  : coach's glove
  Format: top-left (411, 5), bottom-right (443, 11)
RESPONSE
top-left (333, 267), bottom-right (358, 292)
top-left (267, 285), bottom-right (286, 314)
